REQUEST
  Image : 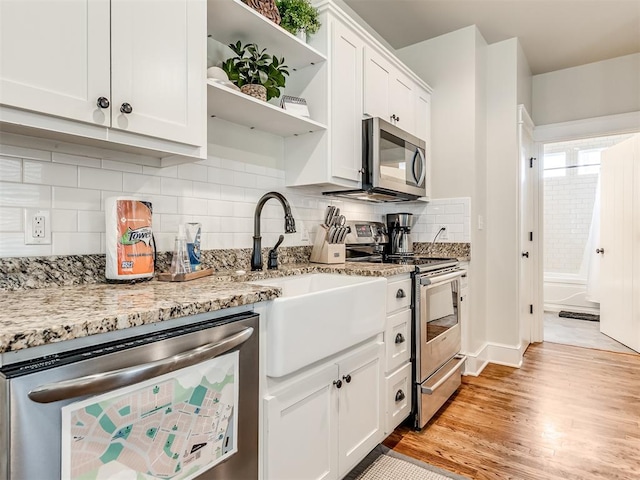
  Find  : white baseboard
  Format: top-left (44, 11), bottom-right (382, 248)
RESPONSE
top-left (462, 341), bottom-right (523, 376)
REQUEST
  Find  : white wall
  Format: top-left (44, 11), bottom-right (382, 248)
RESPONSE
top-left (397, 26), bottom-right (488, 355)
top-left (532, 53), bottom-right (640, 126)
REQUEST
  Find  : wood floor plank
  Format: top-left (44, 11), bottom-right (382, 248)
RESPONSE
top-left (383, 342), bottom-right (640, 480)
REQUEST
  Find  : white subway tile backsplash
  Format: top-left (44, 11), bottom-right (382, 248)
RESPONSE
top-left (192, 181), bottom-right (220, 200)
top-left (78, 211), bottom-right (105, 233)
top-left (53, 232), bottom-right (102, 255)
top-left (51, 209), bottom-right (78, 232)
top-left (52, 152), bottom-right (101, 168)
top-left (0, 232), bottom-right (52, 257)
top-left (177, 163), bottom-right (208, 181)
top-left (79, 167), bottom-right (122, 191)
top-left (0, 183), bottom-right (51, 208)
top-left (142, 165), bottom-right (178, 178)
top-left (23, 160), bottom-right (77, 187)
top-left (177, 197), bottom-right (208, 216)
top-left (208, 200), bottom-right (234, 217)
top-left (0, 156), bottom-right (22, 182)
top-left (0, 207), bottom-right (22, 232)
top-left (53, 187), bottom-right (100, 211)
top-left (144, 195), bottom-right (178, 215)
top-left (233, 171), bottom-right (257, 188)
top-left (207, 167), bottom-right (234, 185)
top-left (122, 173), bottom-right (162, 194)
top-left (220, 185), bottom-right (244, 201)
top-left (161, 177), bottom-right (192, 197)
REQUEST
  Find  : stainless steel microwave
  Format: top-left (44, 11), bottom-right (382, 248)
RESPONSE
top-left (323, 117), bottom-right (427, 202)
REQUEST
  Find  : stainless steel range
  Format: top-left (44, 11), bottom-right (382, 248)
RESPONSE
top-left (344, 220), bottom-right (465, 429)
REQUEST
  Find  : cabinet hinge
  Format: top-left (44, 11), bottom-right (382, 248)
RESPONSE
top-left (529, 304), bottom-right (533, 314)
top-left (529, 157), bottom-right (536, 168)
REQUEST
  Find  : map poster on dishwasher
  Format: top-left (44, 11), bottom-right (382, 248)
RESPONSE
top-left (61, 350), bottom-right (239, 480)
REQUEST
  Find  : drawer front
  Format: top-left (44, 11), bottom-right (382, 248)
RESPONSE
top-left (385, 309), bottom-right (411, 373)
top-left (386, 278), bottom-right (412, 313)
top-left (421, 323), bottom-right (461, 380)
top-left (417, 355), bottom-right (465, 429)
top-left (385, 362), bottom-right (412, 434)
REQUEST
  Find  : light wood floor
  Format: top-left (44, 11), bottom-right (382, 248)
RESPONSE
top-left (384, 342), bottom-right (640, 480)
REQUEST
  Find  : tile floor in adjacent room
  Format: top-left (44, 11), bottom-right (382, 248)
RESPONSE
top-left (543, 311), bottom-right (637, 354)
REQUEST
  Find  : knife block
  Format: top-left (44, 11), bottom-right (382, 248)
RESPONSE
top-left (310, 226), bottom-right (345, 264)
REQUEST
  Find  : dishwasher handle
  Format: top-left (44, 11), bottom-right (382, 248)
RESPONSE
top-left (28, 327), bottom-right (254, 404)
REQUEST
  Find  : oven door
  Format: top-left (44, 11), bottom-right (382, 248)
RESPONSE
top-left (367, 117), bottom-right (427, 198)
top-left (417, 270), bottom-right (463, 382)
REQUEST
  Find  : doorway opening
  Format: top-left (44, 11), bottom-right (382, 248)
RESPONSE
top-left (541, 133), bottom-right (637, 354)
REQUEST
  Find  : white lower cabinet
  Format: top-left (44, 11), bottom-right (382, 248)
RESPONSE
top-left (264, 340), bottom-right (384, 480)
top-left (383, 274), bottom-right (413, 434)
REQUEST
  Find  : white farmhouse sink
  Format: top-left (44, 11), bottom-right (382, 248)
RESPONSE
top-left (250, 274), bottom-right (386, 377)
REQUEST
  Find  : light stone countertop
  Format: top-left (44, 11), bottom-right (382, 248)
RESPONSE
top-left (0, 262), bottom-right (413, 354)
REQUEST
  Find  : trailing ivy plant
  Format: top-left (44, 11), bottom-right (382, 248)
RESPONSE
top-left (276, 0), bottom-right (321, 36)
top-left (222, 41), bottom-right (289, 101)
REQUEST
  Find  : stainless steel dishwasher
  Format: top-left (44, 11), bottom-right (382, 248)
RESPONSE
top-left (0, 310), bottom-right (259, 480)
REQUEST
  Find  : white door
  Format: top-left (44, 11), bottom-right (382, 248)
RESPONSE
top-left (599, 135), bottom-right (639, 352)
top-left (330, 20), bottom-right (364, 182)
top-left (518, 108), bottom-right (536, 351)
top-left (0, 0), bottom-right (110, 125)
top-left (110, 0), bottom-right (205, 146)
top-left (264, 363), bottom-right (339, 480)
top-left (337, 342), bottom-right (384, 477)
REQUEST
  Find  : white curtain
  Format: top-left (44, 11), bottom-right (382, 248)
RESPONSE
top-left (584, 176), bottom-right (601, 302)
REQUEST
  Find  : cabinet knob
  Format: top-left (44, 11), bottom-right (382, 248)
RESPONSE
top-left (396, 116), bottom-right (400, 122)
top-left (96, 97), bottom-right (110, 109)
top-left (390, 114), bottom-right (397, 122)
top-left (358, 168), bottom-right (365, 174)
top-left (395, 333), bottom-right (405, 344)
top-left (521, 251), bottom-right (529, 258)
top-left (342, 374), bottom-right (352, 384)
top-left (120, 103), bottom-right (133, 114)
top-left (596, 248), bottom-right (605, 254)
top-left (333, 379), bottom-right (343, 389)
top-left (395, 389), bottom-right (405, 402)
top-left (396, 288), bottom-right (406, 298)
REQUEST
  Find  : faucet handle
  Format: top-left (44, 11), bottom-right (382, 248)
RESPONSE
top-left (268, 235), bottom-right (285, 270)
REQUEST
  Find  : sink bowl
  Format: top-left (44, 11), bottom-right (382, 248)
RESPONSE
top-left (250, 273), bottom-right (386, 377)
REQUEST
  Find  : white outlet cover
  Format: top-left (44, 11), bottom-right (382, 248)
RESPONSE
top-left (24, 208), bottom-right (52, 245)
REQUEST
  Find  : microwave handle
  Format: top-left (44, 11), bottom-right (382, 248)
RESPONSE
top-left (412, 148), bottom-right (426, 187)
top-left (27, 327), bottom-right (254, 404)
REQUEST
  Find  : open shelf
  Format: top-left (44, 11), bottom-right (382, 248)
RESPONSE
top-left (207, 0), bottom-right (326, 70)
top-left (207, 80), bottom-right (327, 136)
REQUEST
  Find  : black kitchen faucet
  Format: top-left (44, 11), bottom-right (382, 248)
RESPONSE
top-left (251, 192), bottom-right (296, 271)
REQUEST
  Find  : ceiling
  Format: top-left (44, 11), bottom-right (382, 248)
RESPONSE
top-left (342, 0), bottom-right (640, 75)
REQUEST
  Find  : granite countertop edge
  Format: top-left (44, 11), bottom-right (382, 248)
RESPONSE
top-left (0, 262), bottom-right (414, 354)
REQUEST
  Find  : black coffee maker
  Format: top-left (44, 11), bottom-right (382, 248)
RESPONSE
top-left (386, 213), bottom-right (415, 257)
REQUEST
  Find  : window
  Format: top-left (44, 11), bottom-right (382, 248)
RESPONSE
top-left (577, 149), bottom-right (601, 175)
top-left (543, 152), bottom-right (566, 178)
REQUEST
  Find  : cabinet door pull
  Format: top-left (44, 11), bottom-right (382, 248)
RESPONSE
top-left (395, 389), bottom-right (405, 402)
top-left (342, 374), bottom-right (352, 384)
top-left (596, 248), bottom-right (605, 254)
top-left (333, 379), bottom-right (343, 389)
top-left (396, 288), bottom-right (406, 299)
top-left (521, 251), bottom-right (529, 258)
top-left (395, 333), bottom-right (405, 344)
top-left (120, 103), bottom-right (133, 114)
top-left (97, 97), bottom-right (110, 109)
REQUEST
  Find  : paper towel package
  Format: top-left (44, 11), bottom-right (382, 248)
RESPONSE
top-left (105, 197), bottom-right (155, 281)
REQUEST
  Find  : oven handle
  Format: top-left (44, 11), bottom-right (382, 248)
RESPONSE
top-left (420, 356), bottom-right (466, 394)
top-left (27, 327), bottom-right (254, 404)
top-left (419, 270), bottom-right (463, 286)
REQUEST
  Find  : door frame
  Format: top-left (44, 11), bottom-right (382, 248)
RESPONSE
top-left (531, 111), bottom-right (640, 342)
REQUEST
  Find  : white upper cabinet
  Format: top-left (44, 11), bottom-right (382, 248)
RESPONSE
top-left (0, 0), bottom-right (111, 125)
top-left (363, 46), bottom-right (430, 141)
top-left (330, 20), bottom-right (364, 182)
top-left (111, 0), bottom-right (205, 146)
top-left (0, 0), bottom-right (206, 162)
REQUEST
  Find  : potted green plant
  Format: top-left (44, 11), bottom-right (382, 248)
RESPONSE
top-left (276, 0), bottom-right (321, 41)
top-left (221, 41), bottom-right (289, 102)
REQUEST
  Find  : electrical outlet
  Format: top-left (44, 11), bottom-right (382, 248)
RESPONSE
top-left (25, 209), bottom-right (51, 245)
top-left (300, 228), bottom-right (310, 243)
top-left (439, 225), bottom-right (448, 240)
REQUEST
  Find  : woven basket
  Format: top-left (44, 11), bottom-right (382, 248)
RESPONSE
top-left (241, 84), bottom-right (267, 101)
top-left (243, 0), bottom-right (281, 25)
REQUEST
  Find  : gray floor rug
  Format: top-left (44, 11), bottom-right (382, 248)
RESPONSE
top-left (344, 445), bottom-right (469, 480)
top-left (558, 310), bottom-right (600, 321)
